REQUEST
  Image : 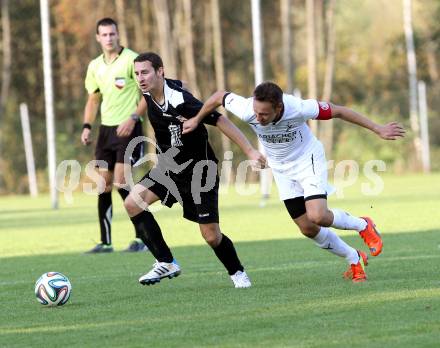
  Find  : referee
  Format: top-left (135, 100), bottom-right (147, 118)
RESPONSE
top-left (81, 18), bottom-right (147, 253)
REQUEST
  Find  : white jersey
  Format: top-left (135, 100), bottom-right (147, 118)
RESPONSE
top-left (223, 93), bottom-right (328, 171)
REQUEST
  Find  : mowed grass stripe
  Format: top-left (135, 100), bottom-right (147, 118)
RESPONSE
top-left (0, 174), bottom-right (439, 347)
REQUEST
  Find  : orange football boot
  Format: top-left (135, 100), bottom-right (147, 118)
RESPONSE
top-left (343, 250), bottom-right (368, 282)
top-left (359, 217), bottom-right (383, 256)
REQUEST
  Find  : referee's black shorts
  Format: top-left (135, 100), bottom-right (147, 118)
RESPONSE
top-left (138, 168), bottom-right (219, 225)
top-left (95, 122), bottom-right (144, 170)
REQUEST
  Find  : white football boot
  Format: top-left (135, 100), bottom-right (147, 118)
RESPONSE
top-left (230, 270), bottom-right (251, 288)
top-left (139, 260), bottom-right (181, 285)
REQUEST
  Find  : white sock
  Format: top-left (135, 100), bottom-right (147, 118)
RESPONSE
top-left (331, 208), bottom-right (367, 232)
top-left (313, 227), bottom-right (359, 265)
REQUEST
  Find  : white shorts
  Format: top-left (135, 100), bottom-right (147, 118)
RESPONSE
top-left (271, 143), bottom-right (330, 201)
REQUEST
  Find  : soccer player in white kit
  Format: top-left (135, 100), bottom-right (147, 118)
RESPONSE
top-left (182, 81), bottom-right (405, 282)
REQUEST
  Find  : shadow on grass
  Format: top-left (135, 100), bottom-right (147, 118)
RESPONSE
top-left (1, 230), bottom-right (440, 347)
top-left (1, 228), bottom-right (439, 282)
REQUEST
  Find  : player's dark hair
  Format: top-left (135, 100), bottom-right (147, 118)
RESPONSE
top-left (96, 18), bottom-right (118, 34)
top-left (134, 52), bottom-right (164, 75)
top-left (253, 82), bottom-right (283, 109)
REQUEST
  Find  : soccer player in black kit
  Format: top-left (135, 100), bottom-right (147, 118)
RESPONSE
top-left (124, 52), bottom-right (266, 288)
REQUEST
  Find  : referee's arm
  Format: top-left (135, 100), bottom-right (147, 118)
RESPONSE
top-left (81, 93), bottom-right (101, 145)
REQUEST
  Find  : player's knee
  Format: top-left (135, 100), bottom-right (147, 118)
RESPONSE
top-left (299, 224), bottom-right (320, 238)
top-left (306, 211), bottom-right (326, 226)
top-left (204, 234), bottom-right (220, 247)
top-left (124, 195), bottom-right (139, 215)
top-left (200, 225), bottom-right (221, 247)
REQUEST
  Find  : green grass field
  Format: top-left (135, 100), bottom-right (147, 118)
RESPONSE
top-left (1, 174), bottom-right (440, 347)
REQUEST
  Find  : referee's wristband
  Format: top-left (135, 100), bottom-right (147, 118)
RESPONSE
top-left (82, 123), bottom-right (92, 130)
top-left (130, 113), bottom-right (141, 122)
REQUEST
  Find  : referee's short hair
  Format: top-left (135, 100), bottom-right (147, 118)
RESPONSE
top-left (134, 52), bottom-right (164, 73)
top-left (96, 18), bottom-right (118, 34)
top-left (254, 82), bottom-right (283, 109)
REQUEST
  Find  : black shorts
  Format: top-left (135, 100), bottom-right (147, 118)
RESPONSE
top-left (95, 122), bottom-right (144, 170)
top-left (283, 195), bottom-right (327, 219)
top-left (138, 167), bottom-right (219, 224)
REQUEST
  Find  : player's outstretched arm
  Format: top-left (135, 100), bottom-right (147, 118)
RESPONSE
top-left (331, 104), bottom-right (406, 140)
top-left (182, 90), bottom-right (227, 134)
top-left (81, 93), bottom-right (101, 145)
top-left (216, 115), bottom-right (266, 167)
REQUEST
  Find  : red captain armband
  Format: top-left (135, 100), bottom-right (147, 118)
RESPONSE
top-left (316, 101), bottom-right (332, 120)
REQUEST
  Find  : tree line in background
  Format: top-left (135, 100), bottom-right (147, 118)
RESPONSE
top-left (0, 0), bottom-right (439, 194)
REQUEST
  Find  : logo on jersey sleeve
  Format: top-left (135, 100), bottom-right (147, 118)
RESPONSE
top-left (317, 101), bottom-right (332, 120)
top-left (115, 77), bottom-right (126, 89)
top-left (318, 101), bottom-right (329, 110)
top-left (168, 124), bottom-right (183, 147)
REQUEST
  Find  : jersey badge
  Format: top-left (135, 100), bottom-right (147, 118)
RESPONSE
top-left (318, 101), bottom-right (329, 110)
top-left (168, 124), bottom-right (184, 147)
top-left (115, 77), bottom-right (126, 89)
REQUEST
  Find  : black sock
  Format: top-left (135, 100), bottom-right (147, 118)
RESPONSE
top-left (212, 234), bottom-right (244, 275)
top-left (98, 191), bottom-right (112, 245)
top-left (117, 187), bottom-right (129, 200)
top-left (118, 187), bottom-right (142, 240)
top-left (130, 210), bottom-right (173, 263)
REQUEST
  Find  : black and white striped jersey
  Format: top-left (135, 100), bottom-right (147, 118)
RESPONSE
top-left (143, 79), bottom-right (221, 167)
